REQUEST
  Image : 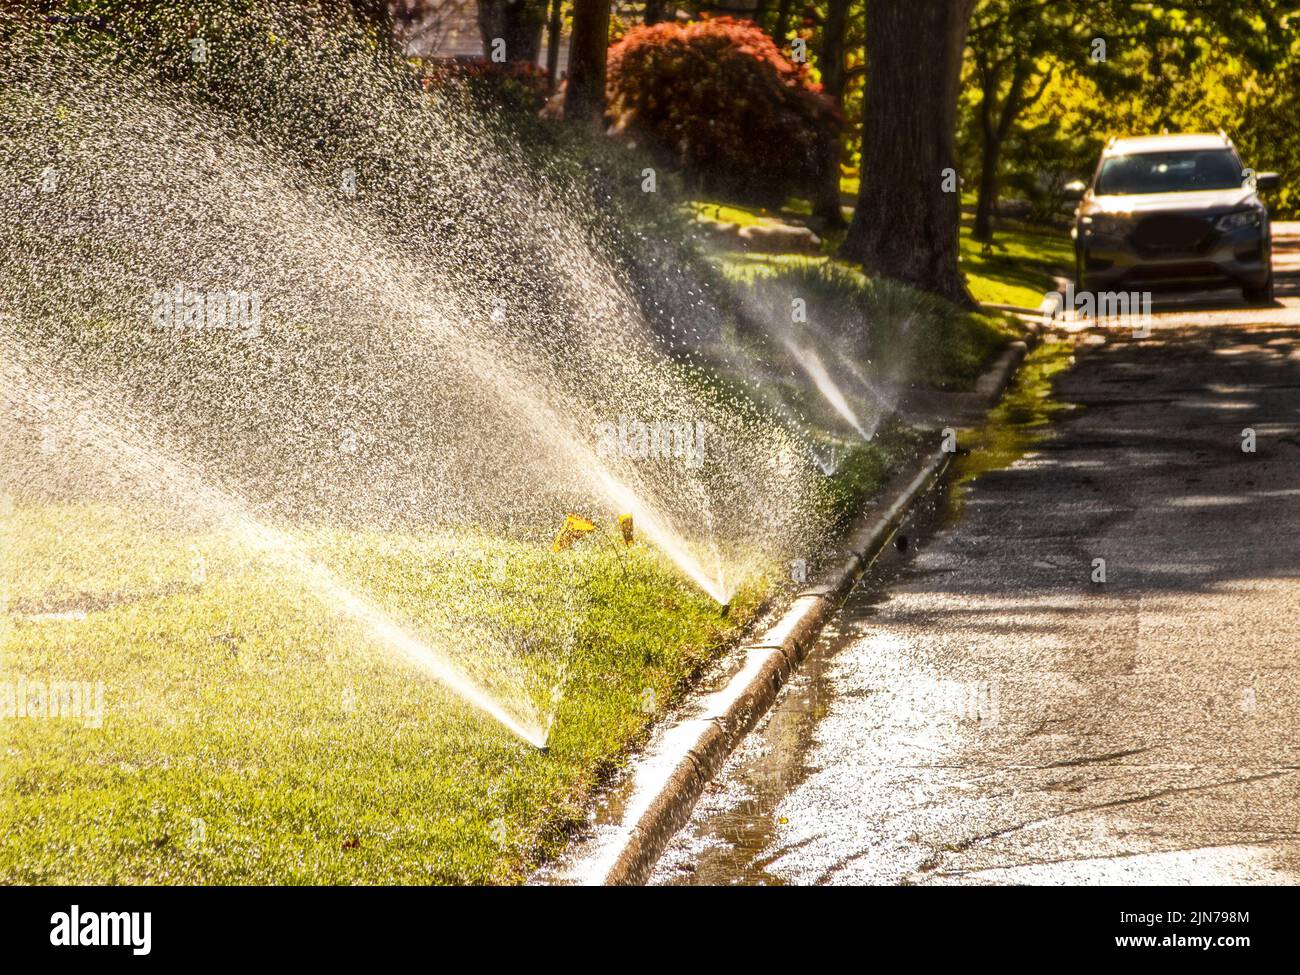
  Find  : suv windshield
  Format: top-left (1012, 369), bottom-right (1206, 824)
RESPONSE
top-left (1095, 149), bottom-right (1243, 195)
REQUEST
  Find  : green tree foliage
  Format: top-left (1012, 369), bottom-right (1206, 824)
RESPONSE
top-left (959, 0), bottom-right (1300, 234)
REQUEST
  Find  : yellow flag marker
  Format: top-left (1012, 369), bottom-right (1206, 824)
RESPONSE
top-left (617, 514), bottom-right (634, 547)
top-left (551, 513), bottom-right (596, 552)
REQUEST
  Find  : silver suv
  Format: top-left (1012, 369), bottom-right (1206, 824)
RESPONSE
top-left (1067, 133), bottom-right (1278, 302)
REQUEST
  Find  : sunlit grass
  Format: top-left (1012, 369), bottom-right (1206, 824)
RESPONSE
top-left (687, 200), bottom-right (774, 228)
top-left (689, 195), bottom-right (1073, 310)
top-left (958, 217), bottom-right (1074, 309)
top-left (0, 506), bottom-right (770, 884)
top-left (701, 247), bottom-right (1018, 392)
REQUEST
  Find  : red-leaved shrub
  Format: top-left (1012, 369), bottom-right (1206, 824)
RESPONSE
top-left (606, 18), bottom-right (839, 205)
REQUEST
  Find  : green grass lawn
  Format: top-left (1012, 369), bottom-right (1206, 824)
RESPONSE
top-left (957, 218), bottom-right (1074, 309)
top-left (688, 196), bottom-right (1073, 311)
top-left (689, 200), bottom-right (774, 228)
top-left (1, 505), bottom-right (776, 884)
top-left (3, 416), bottom-right (918, 886)
top-left (693, 218), bottom-right (1019, 394)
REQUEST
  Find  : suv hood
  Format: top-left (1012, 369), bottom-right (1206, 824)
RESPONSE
top-left (1088, 187), bottom-right (1260, 215)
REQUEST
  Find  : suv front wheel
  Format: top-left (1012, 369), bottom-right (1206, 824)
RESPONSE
top-left (1242, 272), bottom-right (1274, 305)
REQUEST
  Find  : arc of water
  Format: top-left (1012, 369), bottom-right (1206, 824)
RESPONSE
top-left (781, 336), bottom-right (873, 442)
top-left (2, 343), bottom-right (550, 748)
top-left (447, 333), bottom-right (735, 605)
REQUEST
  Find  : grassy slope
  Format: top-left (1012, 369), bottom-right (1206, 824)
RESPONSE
top-left (1, 508), bottom-right (771, 884)
top-left (690, 196), bottom-right (1074, 310)
top-left (696, 206), bottom-right (1021, 394)
top-left (958, 218), bottom-right (1074, 309)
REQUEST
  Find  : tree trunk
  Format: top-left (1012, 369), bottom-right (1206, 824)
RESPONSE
top-left (973, 59), bottom-right (1030, 244)
top-left (564, 0), bottom-right (611, 121)
top-left (972, 131), bottom-right (1001, 243)
top-left (477, 0), bottom-right (548, 63)
top-left (774, 0), bottom-right (793, 43)
top-left (971, 61), bottom-right (999, 243)
top-left (644, 0), bottom-right (665, 25)
top-left (840, 0), bottom-right (976, 307)
top-left (812, 0), bottom-right (850, 230)
top-left (546, 0), bottom-right (563, 90)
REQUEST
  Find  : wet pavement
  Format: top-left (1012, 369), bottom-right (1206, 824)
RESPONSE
top-left (653, 253), bottom-right (1300, 886)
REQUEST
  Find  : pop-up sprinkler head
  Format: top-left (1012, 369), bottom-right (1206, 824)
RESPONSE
top-left (720, 602), bottom-right (731, 618)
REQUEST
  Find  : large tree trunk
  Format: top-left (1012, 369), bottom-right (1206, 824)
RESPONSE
top-left (564, 0), bottom-right (611, 121)
top-left (812, 0), bottom-right (850, 230)
top-left (644, 0), bottom-right (666, 25)
top-left (477, 0), bottom-right (548, 63)
top-left (840, 0), bottom-right (976, 307)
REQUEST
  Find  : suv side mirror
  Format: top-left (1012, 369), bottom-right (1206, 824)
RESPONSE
top-left (1255, 172), bottom-right (1280, 192)
top-left (1063, 179), bottom-right (1087, 200)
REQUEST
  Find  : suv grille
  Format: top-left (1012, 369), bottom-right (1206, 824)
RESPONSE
top-left (1133, 213), bottom-right (1214, 256)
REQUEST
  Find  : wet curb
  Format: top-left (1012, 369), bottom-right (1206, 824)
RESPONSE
top-left (555, 339), bottom-right (1029, 886)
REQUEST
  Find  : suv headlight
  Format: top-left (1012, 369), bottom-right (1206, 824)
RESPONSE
top-left (1216, 209), bottom-right (1263, 232)
top-left (1082, 214), bottom-right (1130, 237)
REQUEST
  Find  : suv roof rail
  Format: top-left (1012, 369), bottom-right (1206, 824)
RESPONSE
top-left (1217, 127), bottom-right (1233, 145)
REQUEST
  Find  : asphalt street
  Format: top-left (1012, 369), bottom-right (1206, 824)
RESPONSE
top-left (653, 228), bottom-right (1300, 886)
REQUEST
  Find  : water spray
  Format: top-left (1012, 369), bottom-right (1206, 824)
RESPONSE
top-left (3, 347), bottom-right (551, 749)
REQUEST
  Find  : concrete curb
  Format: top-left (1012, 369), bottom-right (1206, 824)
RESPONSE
top-left (976, 340), bottom-right (1029, 402)
top-left (552, 339), bottom-right (1031, 887)
top-left (982, 301), bottom-right (1047, 317)
top-left (983, 297), bottom-right (1058, 328)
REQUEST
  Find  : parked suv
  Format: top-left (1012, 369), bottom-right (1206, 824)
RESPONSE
top-left (1066, 133), bottom-right (1278, 302)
